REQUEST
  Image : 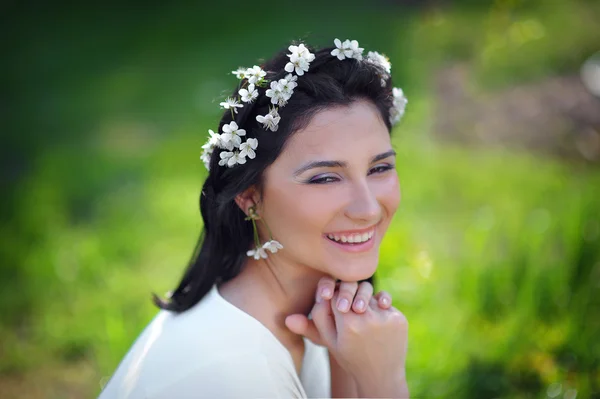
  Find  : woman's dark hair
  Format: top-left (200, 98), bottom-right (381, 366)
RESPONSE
top-left (154, 43), bottom-right (396, 312)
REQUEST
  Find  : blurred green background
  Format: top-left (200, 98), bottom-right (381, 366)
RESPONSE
top-left (2, 0), bottom-right (600, 398)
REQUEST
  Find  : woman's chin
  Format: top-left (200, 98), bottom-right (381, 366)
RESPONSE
top-left (329, 260), bottom-right (379, 282)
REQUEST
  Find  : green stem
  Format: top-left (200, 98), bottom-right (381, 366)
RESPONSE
top-left (260, 218), bottom-right (274, 241)
top-left (252, 219), bottom-right (261, 247)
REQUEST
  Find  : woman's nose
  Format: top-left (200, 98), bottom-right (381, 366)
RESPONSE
top-left (344, 181), bottom-right (381, 223)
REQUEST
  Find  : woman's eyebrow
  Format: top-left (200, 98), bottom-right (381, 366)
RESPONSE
top-left (293, 149), bottom-right (396, 176)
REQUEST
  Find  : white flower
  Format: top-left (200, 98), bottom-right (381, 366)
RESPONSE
top-left (331, 39), bottom-right (364, 61)
top-left (390, 87), bottom-right (408, 125)
top-left (246, 65), bottom-right (266, 84)
top-left (218, 150), bottom-right (246, 167)
top-left (288, 44), bottom-right (315, 62)
top-left (285, 53), bottom-right (310, 76)
top-left (219, 97), bottom-right (243, 113)
top-left (232, 67), bottom-right (247, 79)
top-left (229, 151), bottom-right (246, 166)
top-left (262, 240), bottom-right (283, 254)
top-left (265, 80), bottom-right (290, 106)
top-left (247, 246), bottom-right (268, 260)
top-left (331, 38), bottom-right (349, 60)
top-left (285, 43), bottom-right (315, 76)
top-left (279, 77), bottom-right (297, 95)
top-left (239, 83), bottom-right (258, 103)
top-left (366, 51), bottom-right (391, 74)
top-left (285, 73), bottom-right (297, 83)
top-left (239, 138), bottom-right (258, 159)
top-left (346, 39), bottom-right (364, 60)
top-left (206, 128), bottom-right (234, 151)
top-left (221, 121), bottom-right (246, 148)
top-left (200, 149), bottom-right (212, 170)
top-left (256, 108), bottom-right (281, 132)
top-left (218, 151), bottom-right (234, 167)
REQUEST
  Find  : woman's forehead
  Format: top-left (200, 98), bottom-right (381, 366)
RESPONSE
top-left (282, 101), bottom-right (390, 161)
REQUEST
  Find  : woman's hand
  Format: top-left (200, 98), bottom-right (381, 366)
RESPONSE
top-left (286, 276), bottom-right (409, 398)
top-left (284, 277), bottom-right (392, 347)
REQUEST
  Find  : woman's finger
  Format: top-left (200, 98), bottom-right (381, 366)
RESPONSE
top-left (373, 290), bottom-right (392, 309)
top-left (309, 296), bottom-right (337, 346)
top-left (336, 281), bottom-right (359, 313)
top-left (316, 276), bottom-right (337, 302)
top-left (284, 314), bottom-right (325, 346)
top-left (352, 281), bottom-right (374, 314)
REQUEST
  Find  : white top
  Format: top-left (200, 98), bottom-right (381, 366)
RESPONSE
top-left (99, 285), bottom-right (331, 398)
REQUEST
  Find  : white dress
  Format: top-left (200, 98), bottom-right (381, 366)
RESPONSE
top-left (98, 285), bottom-right (331, 398)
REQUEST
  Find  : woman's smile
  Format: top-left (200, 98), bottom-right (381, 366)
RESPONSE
top-left (324, 225), bottom-right (378, 253)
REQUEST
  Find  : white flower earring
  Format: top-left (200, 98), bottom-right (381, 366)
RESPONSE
top-left (245, 206), bottom-right (283, 260)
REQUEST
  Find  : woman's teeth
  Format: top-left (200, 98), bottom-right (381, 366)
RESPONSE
top-left (326, 230), bottom-right (374, 244)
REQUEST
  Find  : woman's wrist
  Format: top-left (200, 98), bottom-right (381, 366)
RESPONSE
top-left (354, 368), bottom-right (409, 398)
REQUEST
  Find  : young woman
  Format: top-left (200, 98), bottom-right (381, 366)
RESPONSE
top-left (100, 39), bottom-right (410, 398)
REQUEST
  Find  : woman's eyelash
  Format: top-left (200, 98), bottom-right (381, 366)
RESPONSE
top-left (369, 164), bottom-right (394, 174)
top-left (308, 175), bottom-right (339, 184)
top-left (307, 164), bottom-right (394, 184)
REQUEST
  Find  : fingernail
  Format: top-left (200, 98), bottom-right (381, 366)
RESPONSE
top-left (337, 298), bottom-right (350, 312)
top-left (381, 297), bottom-right (390, 306)
top-left (355, 299), bottom-right (365, 311)
top-left (321, 287), bottom-right (332, 298)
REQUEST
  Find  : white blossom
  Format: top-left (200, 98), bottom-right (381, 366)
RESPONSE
top-left (346, 39), bottom-right (364, 60)
top-left (232, 67), bottom-right (247, 79)
top-left (331, 38), bottom-right (349, 60)
top-left (285, 73), bottom-right (298, 83)
top-left (238, 83), bottom-right (258, 103)
top-left (288, 44), bottom-right (315, 62)
top-left (247, 246), bottom-right (268, 260)
top-left (246, 65), bottom-right (266, 84)
top-left (279, 77), bottom-right (297, 95)
top-left (256, 108), bottom-right (281, 132)
top-left (218, 150), bottom-right (246, 167)
top-left (219, 97), bottom-right (243, 113)
top-left (239, 138), bottom-right (258, 159)
top-left (285, 53), bottom-right (310, 76)
top-left (221, 121), bottom-right (246, 148)
top-left (285, 43), bottom-right (315, 76)
top-left (265, 80), bottom-right (290, 106)
top-left (218, 151), bottom-right (234, 167)
top-left (204, 129), bottom-right (232, 150)
top-left (390, 87), bottom-right (408, 125)
top-left (229, 151), bottom-right (246, 166)
top-left (366, 51), bottom-right (391, 74)
top-left (262, 240), bottom-right (283, 254)
top-left (200, 149), bottom-right (212, 170)
top-left (331, 39), bottom-right (363, 61)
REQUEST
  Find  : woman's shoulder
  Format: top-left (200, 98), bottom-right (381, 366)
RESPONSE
top-left (100, 286), bottom-right (287, 398)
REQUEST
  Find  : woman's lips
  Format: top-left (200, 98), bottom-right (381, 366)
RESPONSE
top-left (324, 228), bottom-right (377, 253)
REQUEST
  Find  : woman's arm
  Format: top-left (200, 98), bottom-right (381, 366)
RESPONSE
top-left (329, 351), bottom-right (358, 398)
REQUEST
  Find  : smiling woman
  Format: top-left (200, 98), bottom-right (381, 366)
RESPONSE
top-left (99, 39), bottom-right (410, 399)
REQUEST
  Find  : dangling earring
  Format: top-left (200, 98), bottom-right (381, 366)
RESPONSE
top-left (245, 206), bottom-right (283, 260)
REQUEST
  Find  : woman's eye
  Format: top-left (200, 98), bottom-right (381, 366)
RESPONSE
top-left (369, 164), bottom-right (394, 175)
top-left (308, 175), bottom-right (340, 184)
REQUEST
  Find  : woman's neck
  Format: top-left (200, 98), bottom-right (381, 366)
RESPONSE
top-left (218, 257), bottom-right (325, 345)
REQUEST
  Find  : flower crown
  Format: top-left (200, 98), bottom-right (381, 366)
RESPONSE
top-left (200, 38), bottom-right (408, 170)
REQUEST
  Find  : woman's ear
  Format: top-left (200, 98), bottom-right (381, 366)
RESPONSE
top-left (234, 187), bottom-right (260, 216)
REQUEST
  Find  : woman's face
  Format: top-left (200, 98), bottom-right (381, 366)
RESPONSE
top-left (259, 100), bottom-right (401, 281)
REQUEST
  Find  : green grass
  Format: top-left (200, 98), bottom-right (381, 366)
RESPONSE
top-left (2, 1), bottom-right (600, 398)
